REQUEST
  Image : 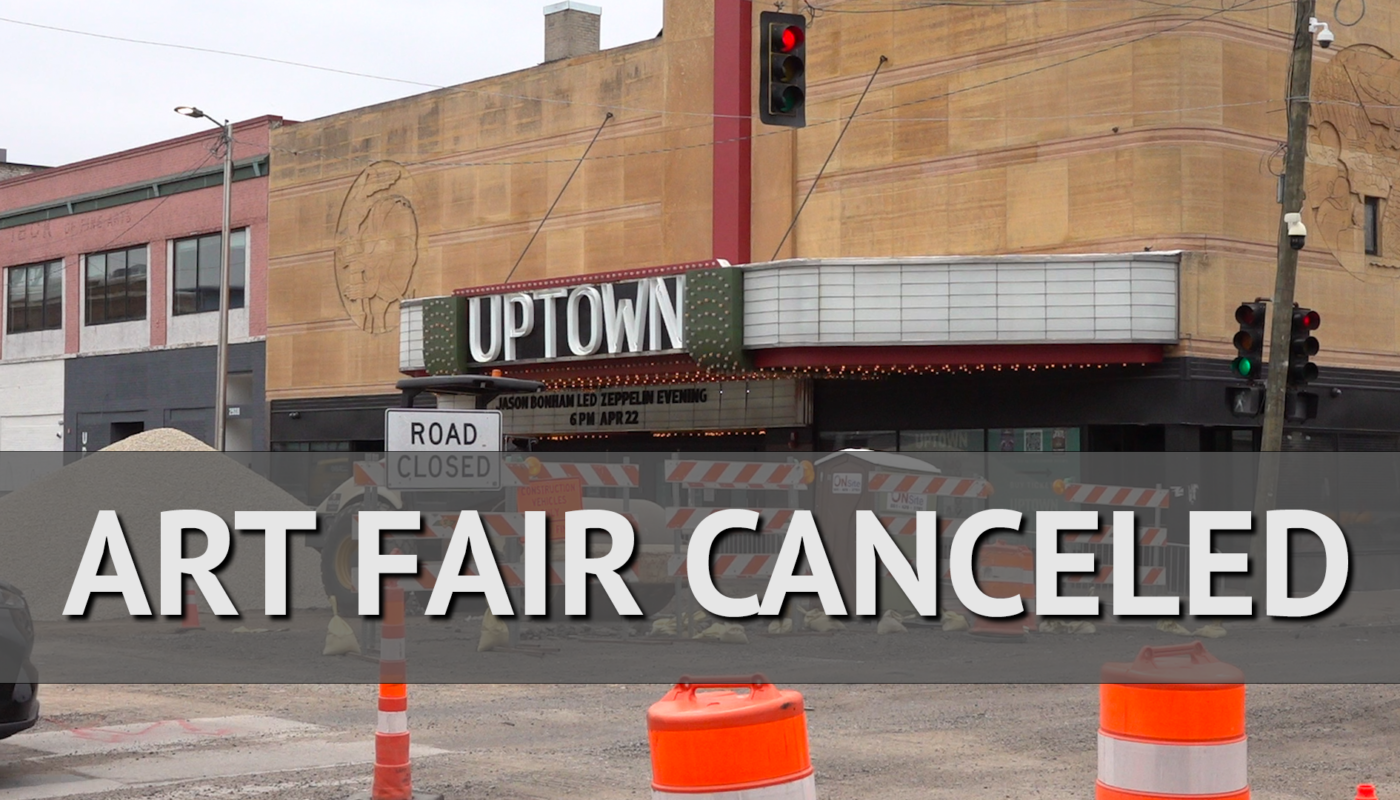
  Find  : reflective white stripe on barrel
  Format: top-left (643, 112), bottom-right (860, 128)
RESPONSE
top-left (380, 637), bottom-right (406, 662)
top-left (378, 710), bottom-right (409, 734)
top-left (654, 775), bottom-right (817, 800)
top-left (978, 566), bottom-right (1033, 584)
top-left (1098, 734), bottom-right (1247, 796)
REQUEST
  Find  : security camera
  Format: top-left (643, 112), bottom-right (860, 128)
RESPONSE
top-left (1286, 212), bottom-right (1307, 250)
top-left (1310, 17), bottom-right (1334, 48)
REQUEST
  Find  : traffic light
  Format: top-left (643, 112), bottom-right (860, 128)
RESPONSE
top-left (1232, 302), bottom-right (1266, 381)
top-left (1287, 307), bottom-right (1321, 388)
top-left (759, 11), bottom-right (807, 128)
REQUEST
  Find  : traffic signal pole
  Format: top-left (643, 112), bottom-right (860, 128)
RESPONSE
top-left (1251, 0), bottom-right (1316, 601)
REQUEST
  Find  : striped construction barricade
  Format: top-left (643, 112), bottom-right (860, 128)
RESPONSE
top-left (665, 459), bottom-right (809, 491)
top-left (866, 471), bottom-right (992, 498)
top-left (1053, 480), bottom-right (1174, 602)
top-left (662, 459), bottom-right (812, 635)
top-left (1098, 642), bottom-right (1247, 800)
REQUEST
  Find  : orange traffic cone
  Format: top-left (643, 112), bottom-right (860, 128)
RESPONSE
top-left (648, 675), bottom-right (816, 799)
top-left (349, 579), bottom-right (441, 800)
top-left (1358, 786), bottom-right (1378, 800)
top-left (177, 586), bottom-right (202, 632)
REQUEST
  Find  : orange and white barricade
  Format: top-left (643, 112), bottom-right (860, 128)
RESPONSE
top-left (865, 471), bottom-right (992, 617)
top-left (663, 459), bottom-right (813, 635)
top-left (866, 471), bottom-right (992, 498)
top-left (505, 458), bottom-right (640, 488)
top-left (1098, 643), bottom-right (1247, 800)
top-left (665, 459), bottom-right (808, 490)
top-left (1054, 480), bottom-right (1175, 600)
top-left (967, 541), bottom-right (1035, 641)
top-left (648, 677), bottom-right (816, 800)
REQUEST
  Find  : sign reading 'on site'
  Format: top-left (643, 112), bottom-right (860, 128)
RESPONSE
top-left (383, 408), bottom-right (502, 490)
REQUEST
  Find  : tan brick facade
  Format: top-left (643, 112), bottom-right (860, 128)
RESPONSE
top-left (267, 0), bottom-right (1400, 402)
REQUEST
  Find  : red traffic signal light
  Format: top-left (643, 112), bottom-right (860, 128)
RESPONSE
top-left (1287, 306), bottom-right (1321, 388)
top-left (774, 25), bottom-right (804, 53)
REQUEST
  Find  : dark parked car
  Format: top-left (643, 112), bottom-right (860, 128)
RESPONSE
top-left (0, 580), bottom-right (38, 740)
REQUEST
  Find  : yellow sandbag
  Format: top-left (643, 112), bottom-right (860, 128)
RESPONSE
top-left (941, 611), bottom-right (969, 632)
top-left (478, 611), bottom-right (511, 652)
top-left (1156, 619), bottom-right (1193, 636)
top-left (650, 616), bottom-right (677, 636)
top-left (323, 596), bottom-right (361, 656)
top-left (694, 622), bottom-right (729, 640)
top-left (877, 611), bottom-right (908, 635)
top-left (1041, 619), bottom-right (1096, 635)
top-left (767, 617), bottom-right (794, 634)
top-left (719, 624), bottom-right (749, 644)
top-left (692, 611), bottom-right (708, 625)
top-left (1194, 623), bottom-right (1226, 638)
top-left (804, 609), bottom-right (845, 632)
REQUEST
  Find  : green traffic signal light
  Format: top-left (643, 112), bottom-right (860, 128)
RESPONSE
top-left (1231, 301), bottom-right (1266, 383)
top-left (771, 85), bottom-right (804, 113)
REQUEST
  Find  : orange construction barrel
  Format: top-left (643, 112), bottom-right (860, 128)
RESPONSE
top-left (968, 541), bottom-right (1036, 641)
top-left (647, 675), bottom-right (815, 799)
top-left (1098, 642), bottom-right (1247, 800)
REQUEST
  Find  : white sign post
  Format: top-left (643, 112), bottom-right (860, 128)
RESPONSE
top-left (383, 409), bottom-right (503, 490)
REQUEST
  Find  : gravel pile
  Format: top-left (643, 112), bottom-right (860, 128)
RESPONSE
top-left (99, 428), bottom-right (217, 452)
top-left (0, 429), bottom-right (327, 621)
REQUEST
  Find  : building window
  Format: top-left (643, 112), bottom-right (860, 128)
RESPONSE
top-left (6, 260), bottom-right (63, 334)
top-left (173, 229), bottom-right (246, 316)
top-left (86, 245), bottom-right (148, 325)
top-left (1366, 197), bottom-right (1382, 256)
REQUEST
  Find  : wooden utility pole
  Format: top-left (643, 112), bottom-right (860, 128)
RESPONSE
top-left (1252, 0), bottom-right (1317, 599)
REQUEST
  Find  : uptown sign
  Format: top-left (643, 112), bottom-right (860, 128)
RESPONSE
top-left (463, 275), bottom-right (685, 365)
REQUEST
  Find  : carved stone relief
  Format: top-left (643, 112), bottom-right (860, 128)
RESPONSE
top-left (333, 161), bottom-right (420, 334)
top-left (1306, 45), bottom-right (1400, 272)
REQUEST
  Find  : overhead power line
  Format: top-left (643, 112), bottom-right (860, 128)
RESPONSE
top-left (0, 0), bottom-right (1297, 127)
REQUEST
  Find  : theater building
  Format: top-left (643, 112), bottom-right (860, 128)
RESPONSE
top-left (0, 118), bottom-right (280, 451)
top-left (266, 0), bottom-right (1400, 453)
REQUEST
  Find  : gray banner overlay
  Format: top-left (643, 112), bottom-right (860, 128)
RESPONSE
top-left (0, 451), bottom-right (1397, 683)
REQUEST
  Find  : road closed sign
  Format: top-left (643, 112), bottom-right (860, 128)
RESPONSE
top-left (384, 409), bottom-right (503, 490)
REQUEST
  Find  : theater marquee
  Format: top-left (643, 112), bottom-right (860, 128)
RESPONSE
top-left (488, 380), bottom-right (811, 435)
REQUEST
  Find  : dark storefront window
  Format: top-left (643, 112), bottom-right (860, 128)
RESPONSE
top-left (899, 429), bottom-right (987, 452)
top-left (174, 229), bottom-right (246, 315)
top-left (819, 428), bottom-right (1077, 453)
top-left (271, 442), bottom-right (354, 452)
top-left (86, 245), bottom-right (148, 324)
top-left (6, 260), bottom-right (63, 334)
top-left (818, 431), bottom-right (897, 451)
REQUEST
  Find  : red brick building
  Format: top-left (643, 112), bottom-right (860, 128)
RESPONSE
top-left (0, 117), bottom-right (281, 451)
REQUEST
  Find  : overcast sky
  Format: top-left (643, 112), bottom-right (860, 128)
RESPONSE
top-left (0, 0), bottom-right (665, 167)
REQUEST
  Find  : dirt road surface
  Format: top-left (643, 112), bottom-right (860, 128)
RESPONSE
top-left (1, 683), bottom-right (1398, 800)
